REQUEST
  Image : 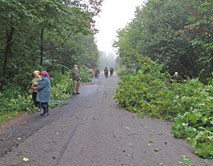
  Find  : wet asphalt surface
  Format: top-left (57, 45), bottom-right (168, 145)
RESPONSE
top-left (0, 74), bottom-right (212, 166)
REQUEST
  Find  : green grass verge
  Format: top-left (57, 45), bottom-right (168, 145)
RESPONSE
top-left (0, 111), bottom-right (19, 123)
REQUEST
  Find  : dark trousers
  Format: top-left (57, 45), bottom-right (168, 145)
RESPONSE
top-left (32, 92), bottom-right (40, 107)
top-left (41, 102), bottom-right (48, 110)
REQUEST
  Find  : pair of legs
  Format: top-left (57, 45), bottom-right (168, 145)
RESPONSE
top-left (95, 74), bottom-right (99, 78)
top-left (73, 80), bottom-right (80, 95)
top-left (40, 102), bottom-right (49, 117)
top-left (32, 92), bottom-right (42, 111)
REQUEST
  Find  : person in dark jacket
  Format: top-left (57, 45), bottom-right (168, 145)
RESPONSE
top-left (95, 68), bottom-right (100, 78)
top-left (104, 67), bottom-right (108, 78)
top-left (35, 71), bottom-right (50, 117)
top-left (110, 67), bottom-right (114, 76)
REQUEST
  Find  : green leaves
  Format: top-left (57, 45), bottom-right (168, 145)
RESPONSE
top-left (0, 0), bottom-right (102, 92)
top-left (114, 0), bottom-right (213, 81)
top-left (80, 65), bottom-right (92, 82)
top-left (50, 72), bottom-right (72, 100)
top-left (115, 56), bottom-right (213, 159)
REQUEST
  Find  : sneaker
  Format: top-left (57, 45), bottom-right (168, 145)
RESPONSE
top-left (77, 92), bottom-right (80, 94)
top-left (73, 93), bottom-right (76, 95)
top-left (37, 108), bottom-right (41, 112)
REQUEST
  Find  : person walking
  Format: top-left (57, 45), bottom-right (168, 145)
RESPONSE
top-left (94, 68), bottom-right (97, 78)
top-left (96, 68), bottom-right (100, 78)
top-left (104, 67), bottom-right (108, 78)
top-left (110, 67), bottom-right (114, 76)
top-left (71, 64), bottom-right (81, 95)
top-left (31, 71), bottom-right (42, 112)
top-left (35, 71), bottom-right (51, 117)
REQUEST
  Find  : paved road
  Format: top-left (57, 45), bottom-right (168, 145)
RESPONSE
top-left (0, 74), bottom-right (212, 166)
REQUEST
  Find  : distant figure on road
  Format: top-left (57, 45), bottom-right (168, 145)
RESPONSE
top-left (171, 72), bottom-right (182, 83)
top-left (36, 71), bottom-right (51, 117)
top-left (94, 68), bottom-right (97, 77)
top-left (95, 68), bottom-right (100, 78)
top-left (71, 65), bottom-right (81, 95)
top-left (104, 67), bottom-right (108, 78)
top-left (110, 67), bottom-right (114, 76)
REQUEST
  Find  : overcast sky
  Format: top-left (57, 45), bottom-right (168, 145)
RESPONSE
top-left (95, 0), bottom-right (145, 55)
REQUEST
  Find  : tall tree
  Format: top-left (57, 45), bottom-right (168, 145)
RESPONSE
top-left (114, 0), bottom-right (213, 80)
top-left (0, 0), bottom-right (103, 90)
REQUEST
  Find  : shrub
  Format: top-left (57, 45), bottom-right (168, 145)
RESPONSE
top-left (0, 72), bottom-right (73, 122)
top-left (115, 55), bottom-right (213, 158)
top-left (50, 72), bottom-right (72, 100)
top-left (80, 65), bottom-right (91, 82)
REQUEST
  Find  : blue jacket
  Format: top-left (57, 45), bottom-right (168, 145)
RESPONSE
top-left (36, 76), bottom-right (50, 103)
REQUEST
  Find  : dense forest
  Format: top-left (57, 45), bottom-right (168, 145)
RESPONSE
top-left (0, 0), bottom-right (103, 121)
top-left (0, 0), bottom-right (103, 90)
top-left (114, 0), bottom-right (212, 81)
top-left (114, 0), bottom-right (213, 159)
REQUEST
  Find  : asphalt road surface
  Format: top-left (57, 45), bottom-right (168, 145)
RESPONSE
top-left (0, 74), bottom-right (212, 166)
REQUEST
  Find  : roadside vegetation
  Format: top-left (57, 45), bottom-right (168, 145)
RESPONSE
top-left (0, 68), bottom-right (91, 123)
top-left (115, 56), bottom-right (213, 159)
top-left (114, 0), bottom-right (213, 159)
top-left (0, 0), bottom-right (103, 123)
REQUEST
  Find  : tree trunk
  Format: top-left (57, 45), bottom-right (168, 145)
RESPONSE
top-left (1, 26), bottom-right (14, 90)
top-left (51, 53), bottom-right (54, 70)
top-left (62, 63), bottom-right (65, 74)
top-left (49, 41), bottom-right (55, 70)
top-left (40, 28), bottom-right (44, 66)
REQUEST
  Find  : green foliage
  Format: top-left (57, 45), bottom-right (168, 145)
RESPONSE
top-left (171, 81), bottom-right (213, 159)
top-left (115, 56), bottom-right (172, 118)
top-left (0, 72), bottom-right (74, 123)
top-left (0, 0), bottom-right (102, 90)
top-left (116, 65), bottom-right (136, 78)
top-left (115, 56), bottom-right (213, 158)
top-left (114, 0), bottom-right (213, 81)
top-left (113, 0), bottom-right (213, 159)
top-left (0, 66), bottom-right (95, 124)
top-left (49, 100), bottom-right (68, 108)
top-left (51, 72), bottom-right (72, 100)
top-left (190, 130), bottom-right (213, 159)
top-left (80, 65), bottom-right (92, 82)
top-left (0, 0), bottom-right (102, 123)
top-left (0, 111), bottom-right (19, 123)
top-left (0, 84), bottom-right (36, 113)
top-left (114, 0), bottom-right (213, 157)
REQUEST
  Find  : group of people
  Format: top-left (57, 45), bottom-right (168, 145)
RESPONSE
top-left (89, 67), bottom-right (100, 78)
top-left (31, 71), bottom-right (51, 117)
top-left (31, 64), bottom-right (81, 117)
top-left (171, 72), bottom-right (197, 83)
top-left (90, 66), bottom-right (114, 78)
top-left (31, 65), bottom-right (115, 117)
top-left (104, 67), bottom-right (114, 78)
